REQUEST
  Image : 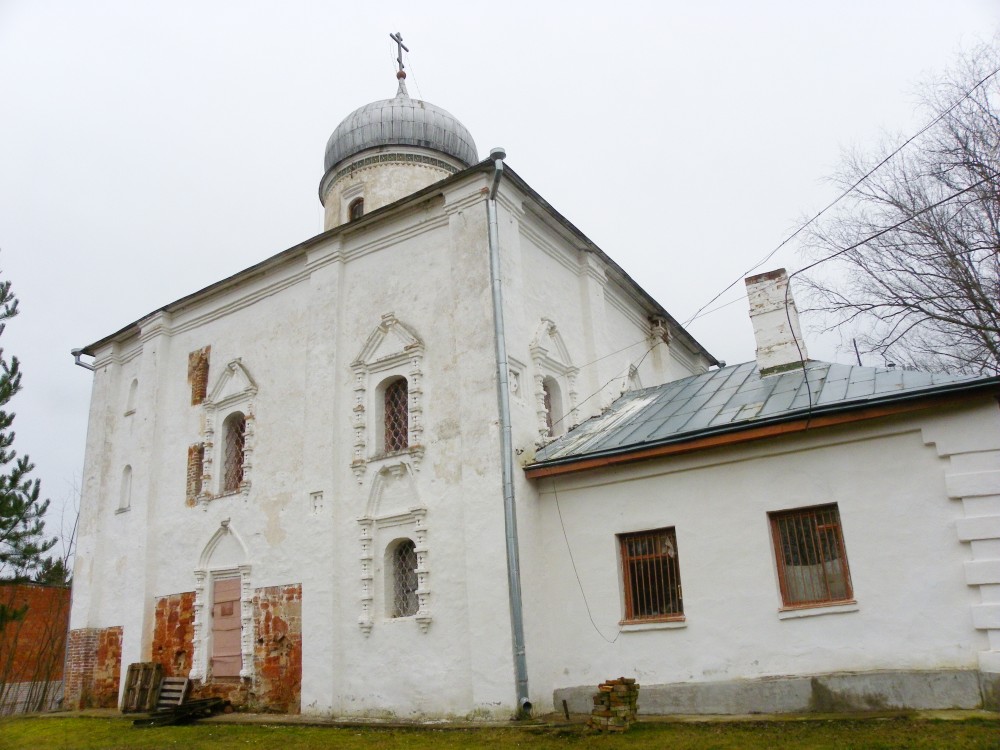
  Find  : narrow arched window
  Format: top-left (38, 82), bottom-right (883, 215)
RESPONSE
top-left (391, 539), bottom-right (418, 618)
top-left (542, 376), bottom-right (563, 437)
top-left (125, 378), bottom-right (138, 415)
top-left (383, 378), bottom-right (408, 453)
top-left (119, 465), bottom-right (132, 511)
top-left (223, 412), bottom-right (246, 493)
top-left (348, 197), bottom-right (364, 221)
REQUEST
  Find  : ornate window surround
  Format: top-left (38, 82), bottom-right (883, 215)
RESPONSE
top-left (530, 319), bottom-right (579, 441)
top-left (350, 313), bottom-right (425, 482)
top-left (199, 359), bottom-right (257, 504)
top-left (190, 519), bottom-right (254, 682)
top-left (357, 463), bottom-right (431, 635)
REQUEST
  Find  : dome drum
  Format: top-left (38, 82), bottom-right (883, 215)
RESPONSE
top-left (319, 81), bottom-right (479, 230)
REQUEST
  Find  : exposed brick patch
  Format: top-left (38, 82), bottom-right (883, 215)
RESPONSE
top-left (64, 625), bottom-right (123, 709)
top-left (186, 444), bottom-right (204, 506)
top-left (150, 583), bottom-right (302, 713)
top-left (152, 592), bottom-right (195, 677)
top-left (191, 679), bottom-right (250, 706)
top-left (251, 583), bottom-right (302, 713)
top-left (188, 346), bottom-right (210, 405)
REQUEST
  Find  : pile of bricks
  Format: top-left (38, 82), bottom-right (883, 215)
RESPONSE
top-left (589, 677), bottom-right (639, 732)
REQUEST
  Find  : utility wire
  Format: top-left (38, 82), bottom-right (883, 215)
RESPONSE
top-left (552, 478), bottom-right (622, 644)
top-left (538, 181), bottom-right (993, 447)
top-left (685, 293), bottom-right (747, 324)
top-left (781, 174), bottom-right (993, 428)
top-left (547, 340), bottom-right (659, 433)
top-left (682, 63), bottom-right (1000, 329)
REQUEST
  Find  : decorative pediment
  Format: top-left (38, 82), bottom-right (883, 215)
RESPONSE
top-left (198, 518), bottom-right (249, 569)
top-left (205, 359), bottom-right (258, 409)
top-left (530, 319), bottom-right (575, 373)
top-left (191, 519), bottom-right (253, 682)
top-left (364, 462), bottom-right (419, 520)
top-left (349, 313), bottom-right (426, 481)
top-left (198, 359), bottom-right (257, 501)
top-left (530, 319), bottom-right (579, 440)
top-left (352, 313), bottom-right (424, 370)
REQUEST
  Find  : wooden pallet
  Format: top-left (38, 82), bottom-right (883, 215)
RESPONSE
top-left (121, 663), bottom-right (162, 713)
top-left (156, 676), bottom-right (190, 710)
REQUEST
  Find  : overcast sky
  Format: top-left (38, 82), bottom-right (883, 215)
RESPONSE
top-left (0, 0), bottom-right (997, 547)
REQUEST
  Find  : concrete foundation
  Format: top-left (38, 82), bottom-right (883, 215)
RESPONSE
top-left (554, 670), bottom-right (997, 715)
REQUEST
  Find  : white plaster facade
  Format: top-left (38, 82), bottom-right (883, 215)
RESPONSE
top-left (531, 400), bottom-right (1000, 712)
top-left (69, 149), bottom-right (712, 717)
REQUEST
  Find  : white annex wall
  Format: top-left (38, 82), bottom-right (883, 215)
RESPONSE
top-left (525, 400), bottom-right (1000, 701)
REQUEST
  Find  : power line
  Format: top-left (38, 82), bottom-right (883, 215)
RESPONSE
top-left (548, 341), bottom-right (659, 433)
top-left (685, 293), bottom-right (747, 325)
top-left (788, 177), bottom-right (990, 278)
top-left (780, 174), bottom-right (993, 429)
top-left (551, 478), bottom-right (621, 644)
top-left (682, 63), bottom-right (1000, 329)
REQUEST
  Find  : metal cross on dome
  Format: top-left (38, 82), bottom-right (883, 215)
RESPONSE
top-left (390, 32), bottom-right (409, 74)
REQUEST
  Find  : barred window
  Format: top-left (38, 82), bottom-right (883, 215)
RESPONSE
top-left (619, 528), bottom-right (683, 623)
top-left (383, 378), bottom-right (408, 453)
top-left (770, 504), bottom-right (853, 607)
top-left (391, 539), bottom-right (418, 618)
top-left (223, 412), bottom-right (246, 493)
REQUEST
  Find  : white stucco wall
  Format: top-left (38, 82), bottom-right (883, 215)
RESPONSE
top-left (525, 399), bottom-right (1000, 703)
top-left (70, 164), bottom-right (708, 718)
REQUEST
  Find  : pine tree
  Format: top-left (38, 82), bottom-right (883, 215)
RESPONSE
top-left (0, 271), bottom-right (55, 628)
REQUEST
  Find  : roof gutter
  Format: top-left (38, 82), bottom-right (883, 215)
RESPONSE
top-left (525, 377), bottom-right (1000, 479)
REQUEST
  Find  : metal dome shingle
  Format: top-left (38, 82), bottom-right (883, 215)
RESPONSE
top-left (323, 87), bottom-right (478, 172)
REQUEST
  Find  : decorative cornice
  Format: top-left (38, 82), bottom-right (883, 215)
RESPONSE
top-left (321, 152), bottom-right (459, 201)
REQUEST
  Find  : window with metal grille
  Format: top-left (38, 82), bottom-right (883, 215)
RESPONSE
top-left (223, 412), bottom-right (246, 493)
top-left (619, 528), bottom-right (683, 623)
top-left (383, 378), bottom-right (408, 453)
top-left (391, 539), bottom-right (418, 618)
top-left (348, 197), bottom-right (364, 221)
top-left (770, 504), bottom-right (853, 607)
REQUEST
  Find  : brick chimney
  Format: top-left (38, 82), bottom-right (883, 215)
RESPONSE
top-left (745, 268), bottom-right (808, 376)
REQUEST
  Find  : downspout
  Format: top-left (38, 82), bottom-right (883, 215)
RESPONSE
top-left (486, 146), bottom-right (531, 717)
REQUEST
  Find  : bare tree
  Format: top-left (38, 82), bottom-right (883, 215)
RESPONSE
top-left (800, 44), bottom-right (1000, 374)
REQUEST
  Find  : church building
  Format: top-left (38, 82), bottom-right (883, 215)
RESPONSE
top-left (67, 45), bottom-right (1000, 717)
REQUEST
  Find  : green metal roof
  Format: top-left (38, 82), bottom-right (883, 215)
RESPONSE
top-left (530, 360), bottom-right (999, 469)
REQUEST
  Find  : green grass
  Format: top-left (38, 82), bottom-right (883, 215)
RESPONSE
top-left (0, 716), bottom-right (998, 750)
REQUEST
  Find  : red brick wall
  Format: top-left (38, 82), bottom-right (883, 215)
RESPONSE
top-left (252, 583), bottom-right (302, 713)
top-left (188, 346), bottom-right (210, 405)
top-left (151, 583), bottom-right (302, 713)
top-left (186, 445), bottom-right (204, 507)
top-left (152, 592), bottom-right (195, 676)
top-left (64, 625), bottom-right (123, 709)
top-left (0, 583), bottom-right (70, 683)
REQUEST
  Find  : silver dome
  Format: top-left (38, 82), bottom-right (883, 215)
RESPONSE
top-left (323, 81), bottom-right (479, 173)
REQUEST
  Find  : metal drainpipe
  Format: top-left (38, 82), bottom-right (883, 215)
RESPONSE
top-left (486, 146), bottom-right (531, 718)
